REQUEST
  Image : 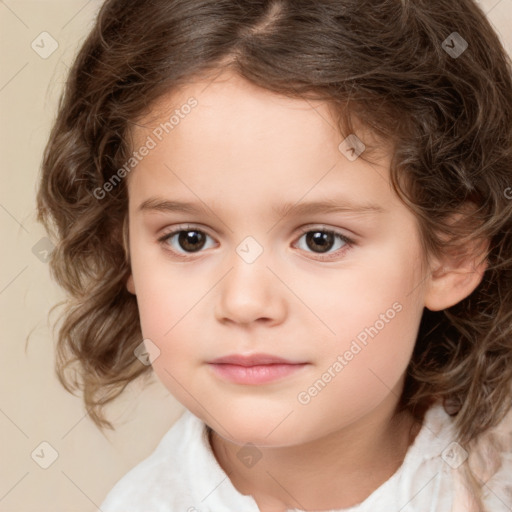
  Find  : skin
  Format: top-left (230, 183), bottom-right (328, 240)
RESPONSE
top-left (125, 69), bottom-right (486, 511)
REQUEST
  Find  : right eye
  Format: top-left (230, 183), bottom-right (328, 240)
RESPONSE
top-left (158, 225), bottom-right (217, 258)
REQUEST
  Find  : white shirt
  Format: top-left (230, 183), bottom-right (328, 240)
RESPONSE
top-left (100, 401), bottom-right (512, 511)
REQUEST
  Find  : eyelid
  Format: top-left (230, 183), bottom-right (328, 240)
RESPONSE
top-left (294, 224), bottom-right (355, 243)
top-left (157, 223), bottom-right (215, 239)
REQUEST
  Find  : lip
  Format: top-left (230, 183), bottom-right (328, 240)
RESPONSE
top-left (209, 353), bottom-right (303, 366)
top-left (208, 353), bottom-right (309, 385)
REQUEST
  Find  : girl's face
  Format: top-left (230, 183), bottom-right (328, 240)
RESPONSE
top-left (126, 70), bottom-right (428, 446)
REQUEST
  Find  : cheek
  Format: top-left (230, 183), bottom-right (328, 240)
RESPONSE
top-left (313, 242), bottom-right (423, 344)
top-left (306, 242), bottom-right (424, 396)
top-left (296, 300), bottom-right (421, 434)
top-left (130, 242), bottom-right (204, 341)
top-left (131, 262), bottom-right (210, 386)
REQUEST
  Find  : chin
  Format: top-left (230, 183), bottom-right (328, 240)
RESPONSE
top-left (205, 406), bottom-right (307, 447)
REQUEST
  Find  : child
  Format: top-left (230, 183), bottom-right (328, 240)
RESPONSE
top-left (36, 0), bottom-right (512, 510)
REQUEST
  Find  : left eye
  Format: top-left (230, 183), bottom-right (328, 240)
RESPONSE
top-left (294, 229), bottom-right (352, 258)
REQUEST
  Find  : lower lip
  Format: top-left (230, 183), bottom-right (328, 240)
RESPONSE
top-left (208, 363), bottom-right (308, 385)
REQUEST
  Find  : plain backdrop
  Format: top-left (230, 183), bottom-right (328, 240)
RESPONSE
top-left (1, 1), bottom-right (511, 511)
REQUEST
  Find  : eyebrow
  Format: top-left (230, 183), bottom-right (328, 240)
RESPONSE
top-left (138, 197), bottom-right (385, 218)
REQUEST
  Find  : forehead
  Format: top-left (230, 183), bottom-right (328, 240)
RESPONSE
top-left (131, 69), bottom-right (387, 158)
top-left (127, 70), bottom-right (395, 214)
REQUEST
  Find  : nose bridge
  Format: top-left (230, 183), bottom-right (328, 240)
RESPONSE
top-left (215, 234), bottom-right (284, 325)
top-left (228, 234), bottom-right (271, 301)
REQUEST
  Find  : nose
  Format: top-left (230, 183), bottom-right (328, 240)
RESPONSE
top-left (214, 247), bottom-right (287, 327)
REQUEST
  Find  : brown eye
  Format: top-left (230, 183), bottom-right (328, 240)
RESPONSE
top-left (294, 228), bottom-right (353, 261)
top-left (176, 230), bottom-right (207, 252)
top-left (159, 227), bottom-right (215, 256)
top-left (304, 231), bottom-right (336, 253)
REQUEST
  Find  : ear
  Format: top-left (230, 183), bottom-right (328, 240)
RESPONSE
top-left (424, 230), bottom-right (489, 312)
top-left (126, 274), bottom-right (136, 295)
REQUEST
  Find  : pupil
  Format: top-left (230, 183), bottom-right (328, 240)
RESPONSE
top-left (306, 231), bottom-right (334, 253)
top-left (179, 230), bottom-right (205, 252)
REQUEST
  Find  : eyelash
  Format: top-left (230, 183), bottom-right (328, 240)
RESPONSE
top-left (157, 224), bottom-right (355, 262)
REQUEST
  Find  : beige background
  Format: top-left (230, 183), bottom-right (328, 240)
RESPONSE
top-left (1, 1), bottom-right (511, 511)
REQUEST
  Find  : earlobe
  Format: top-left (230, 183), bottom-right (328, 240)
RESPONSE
top-left (126, 274), bottom-right (136, 295)
top-left (424, 239), bottom-right (488, 311)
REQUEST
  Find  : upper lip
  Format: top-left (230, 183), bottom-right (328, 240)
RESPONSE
top-left (208, 354), bottom-right (305, 366)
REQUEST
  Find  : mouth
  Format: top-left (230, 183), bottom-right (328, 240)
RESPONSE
top-left (207, 353), bottom-right (309, 385)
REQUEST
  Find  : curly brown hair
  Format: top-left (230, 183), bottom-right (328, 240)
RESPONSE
top-left (36, 0), bottom-right (512, 507)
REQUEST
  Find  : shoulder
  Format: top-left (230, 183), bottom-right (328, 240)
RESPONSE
top-left (421, 400), bottom-right (512, 512)
top-left (99, 409), bottom-right (205, 511)
top-left (100, 409), bottom-right (260, 511)
top-left (467, 403), bottom-right (512, 511)
top-left (387, 402), bottom-right (512, 512)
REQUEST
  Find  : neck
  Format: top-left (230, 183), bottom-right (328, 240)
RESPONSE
top-left (210, 395), bottom-right (423, 512)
